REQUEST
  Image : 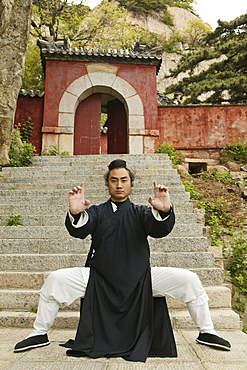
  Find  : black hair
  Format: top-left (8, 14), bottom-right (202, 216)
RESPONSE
top-left (104, 159), bottom-right (135, 185)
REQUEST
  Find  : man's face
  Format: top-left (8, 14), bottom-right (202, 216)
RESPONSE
top-left (108, 168), bottom-right (131, 202)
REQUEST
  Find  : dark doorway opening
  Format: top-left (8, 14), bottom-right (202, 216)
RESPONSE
top-left (74, 93), bottom-right (128, 155)
top-left (189, 162), bottom-right (207, 174)
top-left (107, 99), bottom-right (127, 154)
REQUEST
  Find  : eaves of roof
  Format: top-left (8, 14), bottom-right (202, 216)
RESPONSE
top-left (19, 89), bottom-right (44, 97)
top-left (38, 42), bottom-right (162, 74)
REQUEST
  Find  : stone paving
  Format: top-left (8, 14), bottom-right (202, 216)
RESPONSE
top-left (1, 328), bottom-right (247, 370)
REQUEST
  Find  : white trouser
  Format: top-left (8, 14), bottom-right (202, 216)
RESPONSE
top-left (28, 267), bottom-right (217, 338)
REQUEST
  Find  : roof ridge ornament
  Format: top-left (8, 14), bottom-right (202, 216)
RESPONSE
top-left (37, 37), bottom-right (163, 74)
top-left (132, 39), bottom-right (163, 57)
top-left (38, 37), bottom-right (163, 59)
top-left (37, 35), bottom-right (72, 52)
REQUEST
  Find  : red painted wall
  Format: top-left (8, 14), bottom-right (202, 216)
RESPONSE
top-left (15, 92), bottom-right (247, 158)
top-left (116, 64), bottom-right (158, 129)
top-left (43, 61), bottom-right (88, 128)
top-left (14, 95), bottom-right (44, 154)
top-left (42, 61), bottom-right (158, 130)
top-left (158, 105), bottom-right (247, 152)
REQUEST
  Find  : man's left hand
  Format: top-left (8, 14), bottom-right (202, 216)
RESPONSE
top-left (148, 181), bottom-right (171, 212)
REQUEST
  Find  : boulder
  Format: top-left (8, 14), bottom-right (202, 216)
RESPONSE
top-left (226, 161), bottom-right (241, 172)
top-left (0, 0), bottom-right (32, 166)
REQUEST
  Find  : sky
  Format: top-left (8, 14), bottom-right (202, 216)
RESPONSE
top-left (82, 0), bottom-right (247, 30)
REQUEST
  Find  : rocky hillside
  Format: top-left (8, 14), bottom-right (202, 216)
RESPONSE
top-left (91, 2), bottom-right (206, 92)
top-left (127, 6), bottom-right (204, 92)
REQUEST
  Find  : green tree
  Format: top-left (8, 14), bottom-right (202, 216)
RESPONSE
top-left (114, 0), bottom-right (194, 14)
top-left (22, 0), bottom-right (90, 90)
top-left (23, 0), bottom-right (198, 89)
top-left (165, 0), bottom-right (194, 9)
top-left (22, 39), bottom-right (44, 91)
top-left (165, 13), bottom-right (247, 104)
top-left (31, 0), bottom-right (90, 40)
top-left (74, 1), bottom-right (158, 49)
top-left (111, 0), bottom-right (194, 26)
top-left (181, 19), bottom-right (212, 50)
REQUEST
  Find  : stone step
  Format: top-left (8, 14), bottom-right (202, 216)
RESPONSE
top-left (149, 236), bottom-right (208, 252)
top-left (1, 160), bottom-right (176, 170)
top-left (7, 154), bottom-right (171, 165)
top-left (0, 174), bottom-right (182, 186)
top-left (0, 236), bottom-right (209, 255)
top-left (0, 193), bottom-right (191, 205)
top-left (0, 176), bottom-right (184, 186)
top-left (28, 164), bottom-right (176, 172)
top-left (1, 259), bottom-right (214, 288)
top-left (35, 167), bottom-right (178, 176)
top-left (0, 251), bottom-right (215, 271)
top-left (0, 286), bottom-right (232, 311)
top-left (31, 153), bottom-right (171, 164)
top-left (0, 223), bottom-right (204, 239)
top-left (0, 212), bottom-right (199, 226)
top-left (0, 265), bottom-right (223, 286)
top-left (2, 161), bottom-right (176, 173)
top-left (3, 159), bottom-right (173, 168)
top-left (191, 267), bottom-right (223, 286)
top-left (0, 153), bottom-right (236, 333)
top-left (0, 181), bottom-right (185, 191)
top-left (0, 183), bottom-right (186, 196)
top-left (0, 201), bottom-right (195, 215)
top-left (170, 308), bottom-right (241, 330)
top-left (1, 170), bottom-right (178, 181)
top-left (0, 308), bottom-right (240, 330)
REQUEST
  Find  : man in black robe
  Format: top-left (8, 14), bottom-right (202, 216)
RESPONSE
top-left (14, 159), bottom-right (231, 360)
top-left (63, 159), bottom-right (177, 361)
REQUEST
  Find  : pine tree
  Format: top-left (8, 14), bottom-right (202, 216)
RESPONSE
top-left (165, 13), bottom-right (247, 104)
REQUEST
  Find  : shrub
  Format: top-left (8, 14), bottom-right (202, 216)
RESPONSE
top-left (182, 180), bottom-right (200, 200)
top-left (155, 141), bottom-right (184, 165)
top-left (198, 197), bottom-right (229, 246)
top-left (16, 117), bottom-right (34, 143)
top-left (8, 130), bottom-right (36, 167)
top-left (41, 145), bottom-right (70, 156)
top-left (220, 140), bottom-right (247, 164)
top-left (198, 171), bottom-right (235, 184)
top-left (4, 211), bottom-right (23, 226)
top-left (225, 230), bottom-right (247, 296)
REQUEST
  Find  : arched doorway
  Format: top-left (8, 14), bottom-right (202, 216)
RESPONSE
top-left (74, 93), bottom-right (128, 155)
top-left (56, 69), bottom-right (145, 155)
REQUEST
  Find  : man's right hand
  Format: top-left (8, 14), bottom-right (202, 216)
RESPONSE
top-left (69, 182), bottom-right (90, 215)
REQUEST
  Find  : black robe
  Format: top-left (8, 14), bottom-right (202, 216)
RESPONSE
top-left (64, 198), bottom-right (177, 362)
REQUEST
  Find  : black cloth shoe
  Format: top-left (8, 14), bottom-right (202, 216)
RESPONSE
top-left (196, 333), bottom-right (231, 351)
top-left (66, 349), bottom-right (86, 357)
top-left (14, 334), bottom-right (50, 352)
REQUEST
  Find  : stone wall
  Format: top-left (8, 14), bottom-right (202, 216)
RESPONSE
top-left (0, 0), bottom-right (32, 166)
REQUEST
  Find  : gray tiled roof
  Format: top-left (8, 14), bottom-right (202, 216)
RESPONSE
top-left (18, 89), bottom-right (174, 107)
top-left (19, 89), bottom-right (44, 97)
top-left (38, 38), bottom-right (163, 73)
top-left (157, 91), bottom-right (176, 106)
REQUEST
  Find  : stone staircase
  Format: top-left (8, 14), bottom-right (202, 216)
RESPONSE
top-left (0, 154), bottom-right (240, 331)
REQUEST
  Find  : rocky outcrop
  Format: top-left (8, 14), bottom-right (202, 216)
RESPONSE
top-left (0, 0), bottom-right (32, 166)
top-left (127, 7), bottom-right (201, 91)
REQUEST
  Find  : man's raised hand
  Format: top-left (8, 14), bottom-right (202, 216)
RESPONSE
top-left (148, 181), bottom-right (171, 212)
top-left (69, 182), bottom-right (90, 215)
